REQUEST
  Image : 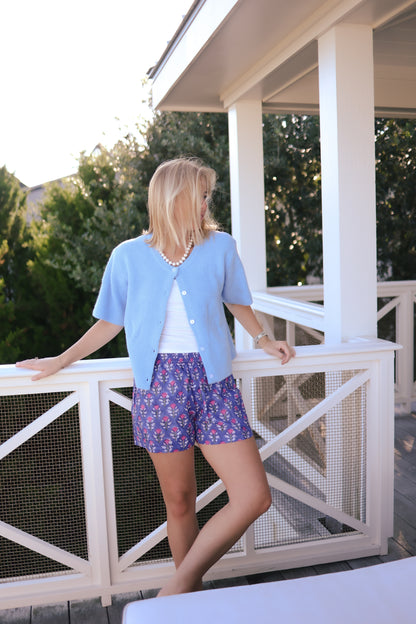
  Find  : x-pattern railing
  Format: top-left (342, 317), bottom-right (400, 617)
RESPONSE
top-left (0, 340), bottom-right (396, 609)
top-left (252, 280), bottom-right (416, 411)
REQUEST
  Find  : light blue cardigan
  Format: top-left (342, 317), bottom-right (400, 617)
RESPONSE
top-left (93, 231), bottom-right (253, 389)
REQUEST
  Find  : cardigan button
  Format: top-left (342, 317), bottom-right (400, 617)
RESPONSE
top-left (181, 290), bottom-right (187, 295)
top-left (190, 319), bottom-right (195, 325)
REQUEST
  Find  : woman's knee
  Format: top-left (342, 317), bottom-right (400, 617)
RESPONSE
top-left (246, 483), bottom-right (272, 519)
top-left (257, 486), bottom-right (272, 516)
top-left (164, 486), bottom-right (197, 519)
top-left (246, 484), bottom-right (272, 521)
top-left (228, 483), bottom-right (271, 524)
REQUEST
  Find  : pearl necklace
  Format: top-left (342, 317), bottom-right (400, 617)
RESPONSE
top-left (159, 238), bottom-right (193, 267)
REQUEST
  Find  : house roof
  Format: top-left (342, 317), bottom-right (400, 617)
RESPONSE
top-left (149, 0), bottom-right (416, 117)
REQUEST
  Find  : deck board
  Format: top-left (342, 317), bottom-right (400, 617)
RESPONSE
top-left (69, 598), bottom-right (108, 624)
top-left (140, 588), bottom-right (159, 600)
top-left (395, 490), bottom-right (416, 529)
top-left (313, 560), bottom-right (351, 574)
top-left (2, 412), bottom-right (415, 624)
top-left (31, 602), bottom-right (68, 624)
top-left (211, 575), bottom-right (250, 589)
top-left (245, 569), bottom-right (286, 584)
top-left (0, 607), bottom-right (31, 623)
top-left (107, 593), bottom-right (142, 624)
top-left (380, 536), bottom-right (413, 561)
top-left (281, 566), bottom-right (319, 580)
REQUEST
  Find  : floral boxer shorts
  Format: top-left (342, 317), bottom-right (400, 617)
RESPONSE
top-left (131, 352), bottom-right (253, 453)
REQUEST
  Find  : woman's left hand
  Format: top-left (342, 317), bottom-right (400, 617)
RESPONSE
top-left (224, 303), bottom-right (296, 365)
top-left (259, 338), bottom-right (295, 364)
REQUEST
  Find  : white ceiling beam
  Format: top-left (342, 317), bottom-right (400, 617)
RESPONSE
top-left (370, 0), bottom-right (416, 29)
top-left (221, 0), bottom-right (368, 108)
top-left (263, 62), bottom-right (318, 104)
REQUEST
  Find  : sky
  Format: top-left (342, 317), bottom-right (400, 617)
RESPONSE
top-left (1, 0), bottom-right (194, 187)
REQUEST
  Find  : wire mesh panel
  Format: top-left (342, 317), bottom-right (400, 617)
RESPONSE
top-left (250, 370), bottom-right (368, 551)
top-left (0, 391), bottom-right (87, 583)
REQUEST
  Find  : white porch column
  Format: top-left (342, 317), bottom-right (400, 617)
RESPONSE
top-left (228, 99), bottom-right (267, 349)
top-left (318, 25), bottom-right (377, 343)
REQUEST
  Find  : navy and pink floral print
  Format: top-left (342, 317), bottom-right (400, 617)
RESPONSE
top-left (132, 353), bottom-right (252, 453)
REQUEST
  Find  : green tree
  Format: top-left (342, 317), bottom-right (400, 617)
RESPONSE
top-left (0, 167), bottom-right (34, 361)
top-left (0, 278), bottom-right (23, 362)
top-left (263, 115), bottom-right (416, 285)
top-left (139, 111), bottom-right (232, 232)
top-left (0, 166), bottom-right (29, 301)
top-left (375, 118), bottom-right (416, 280)
top-left (26, 140), bottom-right (149, 359)
top-left (263, 114), bottom-right (322, 286)
top-left (38, 143), bottom-right (147, 296)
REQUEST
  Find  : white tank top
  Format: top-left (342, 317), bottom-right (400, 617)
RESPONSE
top-left (158, 281), bottom-right (199, 353)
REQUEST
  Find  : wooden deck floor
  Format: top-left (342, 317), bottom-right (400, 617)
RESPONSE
top-left (2, 411), bottom-right (416, 624)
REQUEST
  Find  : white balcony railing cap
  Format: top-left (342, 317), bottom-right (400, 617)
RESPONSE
top-left (0, 338), bottom-right (400, 388)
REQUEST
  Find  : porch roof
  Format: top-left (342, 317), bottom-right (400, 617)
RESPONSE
top-left (148, 0), bottom-right (416, 117)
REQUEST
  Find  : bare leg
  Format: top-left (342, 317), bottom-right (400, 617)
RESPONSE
top-left (157, 436), bottom-right (271, 596)
top-left (149, 447), bottom-right (200, 572)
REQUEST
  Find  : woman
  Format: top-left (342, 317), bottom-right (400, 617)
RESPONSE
top-left (16, 157), bottom-right (295, 596)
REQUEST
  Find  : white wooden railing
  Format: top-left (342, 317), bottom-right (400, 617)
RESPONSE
top-left (0, 339), bottom-right (397, 610)
top-left (253, 280), bottom-right (416, 412)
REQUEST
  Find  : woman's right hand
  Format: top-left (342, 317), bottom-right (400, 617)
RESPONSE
top-left (15, 356), bottom-right (64, 381)
top-left (15, 320), bottom-right (123, 382)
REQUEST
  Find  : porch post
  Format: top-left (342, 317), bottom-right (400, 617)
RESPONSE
top-left (318, 25), bottom-right (377, 343)
top-left (228, 99), bottom-right (267, 349)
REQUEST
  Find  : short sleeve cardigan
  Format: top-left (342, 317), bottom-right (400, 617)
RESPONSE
top-left (92, 231), bottom-right (253, 389)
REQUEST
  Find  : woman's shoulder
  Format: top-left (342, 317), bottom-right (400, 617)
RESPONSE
top-left (104, 235), bottom-right (151, 273)
top-left (111, 233), bottom-right (150, 257)
top-left (206, 230), bottom-right (236, 249)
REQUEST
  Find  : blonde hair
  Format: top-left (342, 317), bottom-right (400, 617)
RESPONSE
top-left (147, 157), bottom-right (218, 251)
